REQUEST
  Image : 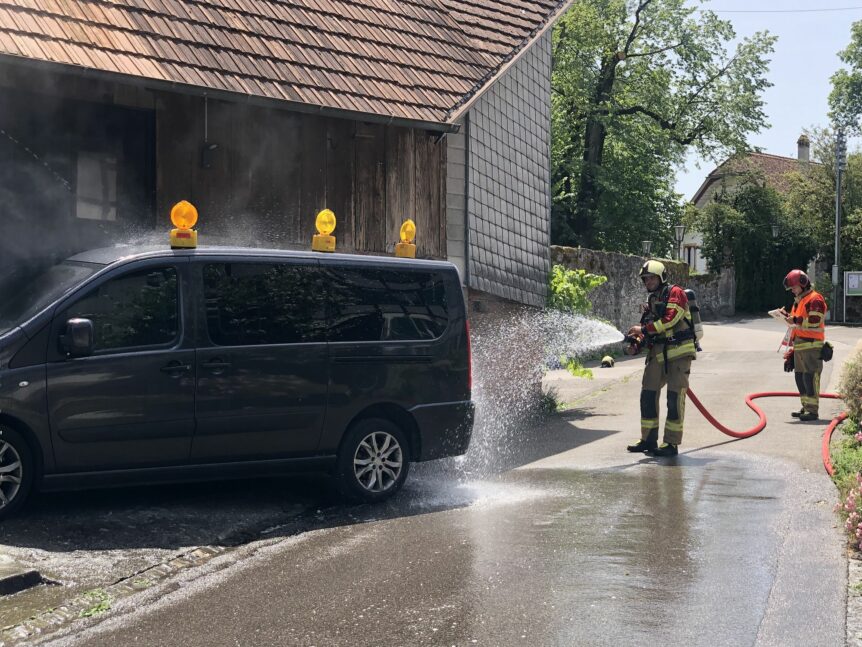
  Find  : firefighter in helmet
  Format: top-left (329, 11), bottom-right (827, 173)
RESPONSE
top-left (780, 269), bottom-right (827, 421)
top-left (625, 260), bottom-right (697, 457)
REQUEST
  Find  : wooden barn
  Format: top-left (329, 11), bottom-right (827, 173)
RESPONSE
top-left (0, 0), bottom-right (573, 308)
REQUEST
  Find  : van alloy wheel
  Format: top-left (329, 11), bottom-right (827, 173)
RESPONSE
top-left (353, 431), bottom-right (403, 493)
top-left (0, 440), bottom-right (23, 508)
top-left (0, 427), bottom-right (32, 518)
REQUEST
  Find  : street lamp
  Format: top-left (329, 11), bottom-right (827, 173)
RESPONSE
top-left (772, 224), bottom-right (780, 239)
top-left (673, 224), bottom-right (686, 262)
top-left (834, 129), bottom-right (848, 321)
top-left (641, 240), bottom-right (653, 257)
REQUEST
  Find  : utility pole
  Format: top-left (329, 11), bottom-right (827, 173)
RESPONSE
top-left (834, 130), bottom-right (847, 321)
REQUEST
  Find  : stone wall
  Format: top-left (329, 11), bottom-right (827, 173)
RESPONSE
top-left (550, 245), bottom-right (735, 332)
top-left (687, 270), bottom-right (736, 320)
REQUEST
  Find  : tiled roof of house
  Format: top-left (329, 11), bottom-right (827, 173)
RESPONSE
top-left (691, 152), bottom-right (816, 204)
top-left (0, 0), bottom-right (572, 127)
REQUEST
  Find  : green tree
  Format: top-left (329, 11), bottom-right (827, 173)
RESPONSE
top-left (830, 21), bottom-right (862, 133)
top-left (697, 179), bottom-right (817, 311)
top-left (783, 128), bottom-right (862, 281)
top-left (551, 0), bottom-right (775, 252)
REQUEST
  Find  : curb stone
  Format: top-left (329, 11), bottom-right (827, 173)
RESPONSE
top-left (0, 546), bottom-right (228, 645)
top-left (0, 569), bottom-right (46, 597)
top-left (849, 553), bottom-right (862, 646)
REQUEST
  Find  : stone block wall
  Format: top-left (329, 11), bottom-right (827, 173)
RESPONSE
top-left (550, 245), bottom-right (734, 332)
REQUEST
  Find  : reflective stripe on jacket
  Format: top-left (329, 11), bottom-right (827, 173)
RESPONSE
top-left (645, 285), bottom-right (697, 363)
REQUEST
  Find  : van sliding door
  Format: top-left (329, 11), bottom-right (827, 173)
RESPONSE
top-left (191, 259), bottom-right (329, 461)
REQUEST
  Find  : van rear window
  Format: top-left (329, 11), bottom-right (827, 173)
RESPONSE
top-left (326, 268), bottom-right (449, 342)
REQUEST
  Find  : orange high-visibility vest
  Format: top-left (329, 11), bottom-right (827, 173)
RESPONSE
top-left (790, 290), bottom-right (825, 341)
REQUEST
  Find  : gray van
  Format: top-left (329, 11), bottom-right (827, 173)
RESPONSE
top-left (0, 246), bottom-right (474, 517)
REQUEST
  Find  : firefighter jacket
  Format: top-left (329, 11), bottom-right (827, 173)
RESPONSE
top-left (790, 289), bottom-right (826, 352)
top-left (644, 284), bottom-right (697, 363)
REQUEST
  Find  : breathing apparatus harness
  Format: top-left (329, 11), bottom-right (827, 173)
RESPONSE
top-left (625, 282), bottom-right (699, 367)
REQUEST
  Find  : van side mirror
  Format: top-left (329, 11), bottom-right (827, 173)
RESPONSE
top-left (61, 318), bottom-right (94, 357)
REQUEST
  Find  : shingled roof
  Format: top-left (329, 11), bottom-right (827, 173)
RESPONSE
top-left (691, 152), bottom-right (816, 204)
top-left (0, 0), bottom-right (572, 128)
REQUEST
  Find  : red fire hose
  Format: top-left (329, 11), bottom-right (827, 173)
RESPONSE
top-left (686, 389), bottom-right (846, 475)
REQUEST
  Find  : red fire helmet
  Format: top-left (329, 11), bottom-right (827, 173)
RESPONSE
top-left (783, 269), bottom-right (810, 290)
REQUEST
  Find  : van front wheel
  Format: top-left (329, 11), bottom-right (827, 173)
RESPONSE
top-left (336, 418), bottom-right (409, 503)
top-left (0, 427), bottom-right (34, 519)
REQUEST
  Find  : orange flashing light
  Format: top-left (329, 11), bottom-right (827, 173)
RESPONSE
top-left (169, 200), bottom-right (199, 249)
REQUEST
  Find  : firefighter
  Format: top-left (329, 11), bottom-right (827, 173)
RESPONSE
top-left (625, 260), bottom-right (697, 457)
top-left (780, 269), bottom-right (827, 421)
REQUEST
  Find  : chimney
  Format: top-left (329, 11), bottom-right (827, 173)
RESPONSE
top-left (797, 134), bottom-right (810, 163)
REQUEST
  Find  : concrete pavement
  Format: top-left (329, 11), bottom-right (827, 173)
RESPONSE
top-left (28, 317), bottom-right (857, 647)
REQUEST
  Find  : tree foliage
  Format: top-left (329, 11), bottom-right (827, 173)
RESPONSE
top-left (782, 129), bottom-right (862, 277)
top-left (696, 179), bottom-right (817, 312)
top-left (830, 21), bottom-right (862, 134)
top-left (551, 0), bottom-right (775, 253)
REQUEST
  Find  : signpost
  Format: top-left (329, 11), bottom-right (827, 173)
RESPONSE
top-left (844, 271), bottom-right (862, 323)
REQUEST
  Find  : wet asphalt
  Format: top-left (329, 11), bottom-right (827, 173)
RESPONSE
top-left (32, 319), bottom-right (858, 646)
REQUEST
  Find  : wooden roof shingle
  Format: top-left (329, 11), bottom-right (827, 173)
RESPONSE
top-left (0, 0), bottom-right (573, 126)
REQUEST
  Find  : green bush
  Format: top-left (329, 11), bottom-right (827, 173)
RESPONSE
top-left (839, 346), bottom-right (862, 422)
top-left (547, 264), bottom-right (607, 380)
top-left (548, 264), bottom-right (607, 314)
top-left (832, 346), bottom-right (862, 550)
top-left (830, 419), bottom-right (862, 494)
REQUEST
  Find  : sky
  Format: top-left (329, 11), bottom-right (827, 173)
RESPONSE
top-left (675, 1), bottom-right (861, 201)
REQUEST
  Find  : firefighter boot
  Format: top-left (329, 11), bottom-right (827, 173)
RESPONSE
top-left (627, 439), bottom-right (658, 453)
top-left (798, 411), bottom-right (819, 421)
top-left (791, 409), bottom-right (805, 418)
top-left (649, 443), bottom-right (679, 457)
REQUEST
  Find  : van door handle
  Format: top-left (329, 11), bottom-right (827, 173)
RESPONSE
top-left (160, 362), bottom-right (191, 374)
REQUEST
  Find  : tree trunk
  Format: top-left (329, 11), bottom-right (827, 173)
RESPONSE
top-left (571, 54), bottom-right (619, 248)
top-left (573, 120), bottom-right (606, 247)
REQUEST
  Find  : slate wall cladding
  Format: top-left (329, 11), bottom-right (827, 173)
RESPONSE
top-left (550, 246), bottom-right (735, 332)
top-left (465, 32), bottom-right (552, 308)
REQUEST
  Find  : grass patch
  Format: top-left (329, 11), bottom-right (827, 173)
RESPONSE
top-left (78, 589), bottom-right (111, 618)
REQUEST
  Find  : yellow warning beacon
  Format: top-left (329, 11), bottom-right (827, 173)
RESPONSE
top-left (169, 200), bottom-right (198, 249)
top-left (312, 209), bottom-right (336, 252)
top-left (395, 219), bottom-right (416, 258)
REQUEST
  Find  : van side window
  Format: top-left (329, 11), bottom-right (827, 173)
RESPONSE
top-left (203, 263), bottom-right (326, 346)
top-left (327, 268), bottom-right (449, 342)
top-left (61, 266), bottom-right (178, 352)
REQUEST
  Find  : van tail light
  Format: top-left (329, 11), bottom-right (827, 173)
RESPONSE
top-left (465, 319), bottom-right (472, 394)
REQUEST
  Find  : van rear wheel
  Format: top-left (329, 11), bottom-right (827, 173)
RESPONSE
top-left (0, 427), bottom-right (33, 519)
top-left (336, 418), bottom-right (409, 502)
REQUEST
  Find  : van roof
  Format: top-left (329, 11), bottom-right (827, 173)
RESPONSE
top-left (68, 245), bottom-right (458, 272)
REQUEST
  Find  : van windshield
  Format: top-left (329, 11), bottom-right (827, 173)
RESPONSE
top-left (0, 261), bottom-right (102, 334)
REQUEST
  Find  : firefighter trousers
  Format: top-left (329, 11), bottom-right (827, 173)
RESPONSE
top-left (794, 348), bottom-right (823, 415)
top-left (640, 354), bottom-right (692, 446)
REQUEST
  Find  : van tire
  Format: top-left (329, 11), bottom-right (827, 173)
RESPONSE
top-left (336, 418), bottom-right (410, 503)
top-left (0, 427), bottom-right (34, 519)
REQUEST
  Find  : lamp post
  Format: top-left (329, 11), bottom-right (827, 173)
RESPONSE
top-left (641, 240), bottom-right (653, 258)
top-left (834, 130), bottom-right (848, 321)
top-left (772, 224), bottom-right (780, 239)
top-left (673, 224), bottom-right (687, 262)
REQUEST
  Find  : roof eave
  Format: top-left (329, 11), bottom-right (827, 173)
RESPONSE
top-left (445, 0), bottom-right (577, 125)
top-left (0, 54), bottom-right (461, 134)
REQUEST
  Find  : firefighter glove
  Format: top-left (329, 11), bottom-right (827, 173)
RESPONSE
top-left (783, 349), bottom-right (795, 373)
